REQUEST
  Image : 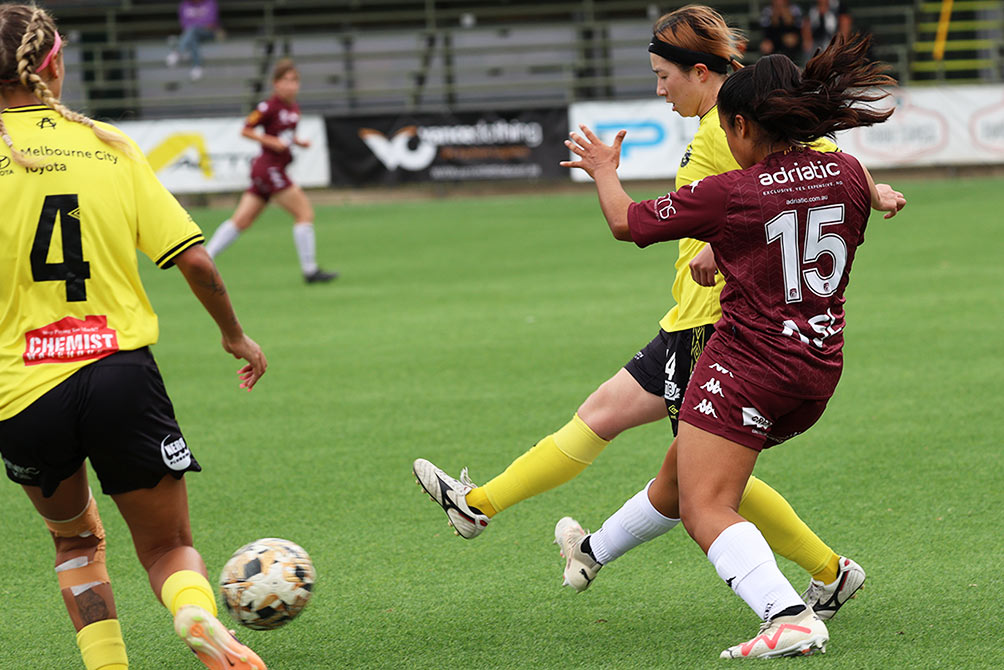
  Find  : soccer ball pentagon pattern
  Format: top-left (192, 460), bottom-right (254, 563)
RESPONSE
top-left (219, 537), bottom-right (315, 630)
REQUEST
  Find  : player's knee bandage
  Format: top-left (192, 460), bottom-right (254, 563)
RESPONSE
top-left (44, 493), bottom-right (110, 593)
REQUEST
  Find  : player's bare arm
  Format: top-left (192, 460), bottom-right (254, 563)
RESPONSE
top-left (562, 124), bottom-right (635, 240)
top-left (173, 245), bottom-right (267, 390)
top-left (241, 126), bottom-right (287, 153)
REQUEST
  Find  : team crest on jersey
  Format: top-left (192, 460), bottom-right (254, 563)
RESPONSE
top-left (680, 145), bottom-right (692, 167)
top-left (36, 117), bottom-right (57, 130)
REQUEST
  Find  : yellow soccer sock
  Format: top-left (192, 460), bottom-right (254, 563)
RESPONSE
top-left (160, 570), bottom-right (218, 617)
top-left (813, 554), bottom-right (842, 585)
top-left (470, 414), bottom-right (610, 515)
top-left (737, 476), bottom-right (839, 579)
top-left (76, 619), bottom-right (128, 670)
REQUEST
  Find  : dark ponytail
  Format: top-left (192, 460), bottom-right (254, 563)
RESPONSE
top-left (718, 32), bottom-right (895, 146)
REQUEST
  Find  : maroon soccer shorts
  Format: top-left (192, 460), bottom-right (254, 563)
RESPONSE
top-left (247, 156), bottom-right (293, 200)
top-left (679, 352), bottom-right (830, 451)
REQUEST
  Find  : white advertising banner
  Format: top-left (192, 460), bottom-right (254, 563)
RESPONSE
top-left (835, 85), bottom-right (1004, 168)
top-left (567, 100), bottom-right (698, 182)
top-left (114, 116), bottom-right (331, 194)
top-left (569, 84), bottom-right (1004, 181)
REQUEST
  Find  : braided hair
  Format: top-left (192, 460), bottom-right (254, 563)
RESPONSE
top-left (0, 4), bottom-right (132, 167)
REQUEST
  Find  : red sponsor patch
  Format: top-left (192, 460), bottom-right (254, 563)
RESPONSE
top-left (23, 315), bottom-right (119, 366)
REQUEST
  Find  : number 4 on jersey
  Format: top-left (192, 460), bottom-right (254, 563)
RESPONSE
top-left (30, 194), bottom-right (89, 302)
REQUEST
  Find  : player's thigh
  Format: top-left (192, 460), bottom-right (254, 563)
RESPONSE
top-left (272, 184), bottom-right (313, 222)
top-left (231, 191), bottom-right (268, 230)
top-left (675, 421), bottom-right (757, 551)
top-left (111, 473), bottom-right (194, 565)
top-left (21, 464), bottom-right (91, 522)
top-left (578, 367), bottom-right (667, 440)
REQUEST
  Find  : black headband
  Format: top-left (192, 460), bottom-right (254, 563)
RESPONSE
top-left (648, 36), bottom-right (731, 74)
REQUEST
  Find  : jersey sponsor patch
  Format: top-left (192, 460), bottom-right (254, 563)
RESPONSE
top-left (161, 434), bottom-right (192, 471)
top-left (23, 315), bottom-right (119, 366)
top-left (741, 406), bottom-right (773, 435)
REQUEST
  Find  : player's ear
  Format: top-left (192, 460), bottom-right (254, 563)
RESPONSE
top-left (733, 114), bottom-right (748, 138)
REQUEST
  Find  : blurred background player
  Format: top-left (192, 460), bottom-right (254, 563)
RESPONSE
top-left (165, 0), bottom-right (221, 82)
top-left (560, 32), bottom-right (903, 658)
top-left (758, 0), bottom-right (804, 62)
top-left (0, 5), bottom-right (267, 669)
top-left (204, 58), bottom-right (338, 284)
top-left (414, 5), bottom-right (864, 617)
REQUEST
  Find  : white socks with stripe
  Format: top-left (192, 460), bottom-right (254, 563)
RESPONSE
top-left (205, 219), bottom-right (240, 258)
top-left (707, 521), bottom-right (806, 621)
top-left (292, 222), bottom-right (318, 274)
top-left (588, 479), bottom-right (680, 565)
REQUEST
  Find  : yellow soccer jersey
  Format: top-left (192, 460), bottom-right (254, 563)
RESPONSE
top-left (658, 106), bottom-right (838, 333)
top-left (0, 105), bottom-right (203, 420)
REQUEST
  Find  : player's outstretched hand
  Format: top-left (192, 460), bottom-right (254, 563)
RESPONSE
top-left (222, 335), bottom-right (267, 391)
top-left (874, 183), bottom-right (906, 219)
top-left (294, 137), bottom-right (311, 148)
top-left (560, 124), bottom-right (626, 180)
top-left (689, 244), bottom-right (719, 287)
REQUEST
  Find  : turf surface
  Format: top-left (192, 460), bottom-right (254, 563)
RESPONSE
top-left (0, 175), bottom-right (1000, 669)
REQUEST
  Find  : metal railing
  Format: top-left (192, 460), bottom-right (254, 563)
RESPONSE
top-left (48, 0), bottom-right (948, 120)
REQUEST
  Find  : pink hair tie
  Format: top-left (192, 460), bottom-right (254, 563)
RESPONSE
top-left (36, 32), bottom-right (62, 74)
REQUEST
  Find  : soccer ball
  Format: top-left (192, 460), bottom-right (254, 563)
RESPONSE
top-left (219, 537), bottom-right (315, 630)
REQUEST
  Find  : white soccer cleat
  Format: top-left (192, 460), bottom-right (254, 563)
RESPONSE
top-left (412, 458), bottom-right (490, 539)
top-left (720, 607), bottom-right (828, 659)
top-left (554, 516), bottom-right (601, 592)
top-left (174, 605), bottom-right (267, 670)
top-left (801, 556), bottom-right (866, 620)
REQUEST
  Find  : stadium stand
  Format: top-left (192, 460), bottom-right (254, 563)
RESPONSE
top-left (48, 1), bottom-right (1003, 121)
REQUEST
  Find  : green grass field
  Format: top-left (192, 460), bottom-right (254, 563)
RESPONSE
top-left (1, 175), bottom-right (1001, 669)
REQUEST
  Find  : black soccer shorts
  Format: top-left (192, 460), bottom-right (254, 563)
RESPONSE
top-left (623, 325), bottom-right (716, 435)
top-left (0, 347), bottom-right (201, 497)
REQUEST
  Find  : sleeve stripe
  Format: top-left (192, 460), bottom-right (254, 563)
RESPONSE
top-left (156, 234), bottom-right (205, 269)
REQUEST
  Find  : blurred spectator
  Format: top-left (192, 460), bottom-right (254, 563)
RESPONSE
top-left (166, 0), bottom-right (221, 81)
top-left (803, 0), bottom-right (842, 56)
top-left (759, 0), bottom-right (803, 62)
top-left (836, 9), bottom-right (876, 61)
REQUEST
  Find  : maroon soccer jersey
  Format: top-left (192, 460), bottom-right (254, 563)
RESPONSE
top-left (628, 148), bottom-right (872, 399)
top-left (244, 94), bottom-right (301, 167)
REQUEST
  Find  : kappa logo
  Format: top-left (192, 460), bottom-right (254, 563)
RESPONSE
top-left (742, 407), bottom-right (773, 434)
top-left (707, 362), bottom-right (734, 378)
top-left (700, 377), bottom-right (724, 397)
top-left (161, 435), bottom-right (192, 471)
top-left (359, 126), bottom-right (437, 171)
top-left (693, 398), bottom-right (718, 417)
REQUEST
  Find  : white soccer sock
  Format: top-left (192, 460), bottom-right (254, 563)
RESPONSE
top-left (589, 479), bottom-right (680, 565)
top-left (292, 222), bottom-right (318, 274)
top-left (205, 219), bottom-right (241, 258)
top-left (707, 521), bottom-right (806, 621)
